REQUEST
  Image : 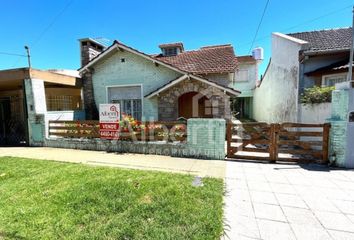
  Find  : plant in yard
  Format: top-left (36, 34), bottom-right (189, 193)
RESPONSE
top-left (300, 86), bottom-right (335, 105)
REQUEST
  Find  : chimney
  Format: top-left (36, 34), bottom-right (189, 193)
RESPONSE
top-left (79, 38), bottom-right (106, 67)
top-left (158, 42), bottom-right (184, 56)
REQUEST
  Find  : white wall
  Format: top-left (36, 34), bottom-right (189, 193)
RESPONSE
top-left (300, 103), bottom-right (331, 123)
top-left (253, 33), bottom-right (309, 123)
top-left (45, 111), bottom-right (85, 138)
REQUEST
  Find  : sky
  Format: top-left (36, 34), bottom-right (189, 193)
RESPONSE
top-left (0, 0), bottom-right (353, 75)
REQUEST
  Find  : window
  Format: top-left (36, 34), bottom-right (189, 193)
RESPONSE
top-left (236, 69), bottom-right (249, 82)
top-left (46, 95), bottom-right (82, 111)
top-left (322, 74), bottom-right (347, 87)
top-left (108, 86), bottom-right (142, 120)
top-left (163, 48), bottom-right (178, 56)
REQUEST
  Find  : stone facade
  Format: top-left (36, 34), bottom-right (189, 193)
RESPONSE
top-left (158, 79), bottom-right (231, 121)
top-left (81, 70), bottom-right (99, 119)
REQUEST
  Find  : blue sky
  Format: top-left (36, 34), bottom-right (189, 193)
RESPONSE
top-left (0, 0), bottom-right (353, 75)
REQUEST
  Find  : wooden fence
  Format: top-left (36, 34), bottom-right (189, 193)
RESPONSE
top-left (48, 120), bottom-right (187, 142)
top-left (226, 122), bottom-right (331, 163)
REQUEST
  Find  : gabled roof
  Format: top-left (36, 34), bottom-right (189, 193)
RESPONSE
top-left (287, 27), bottom-right (352, 53)
top-left (153, 44), bottom-right (238, 74)
top-left (145, 74), bottom-right (240, 98)
top-left (79, 40), bottom-right (187, 74)
top-left (79, 40), bottom-right (241, 95)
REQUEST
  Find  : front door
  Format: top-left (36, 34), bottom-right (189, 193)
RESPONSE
top-left (178, 92), bottom-right (212, 119)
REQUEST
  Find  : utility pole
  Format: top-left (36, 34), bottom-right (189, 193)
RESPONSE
top-left (348, 6), bottom-right (354, 84)
top-left (24, 45), bottom-right (31, 69)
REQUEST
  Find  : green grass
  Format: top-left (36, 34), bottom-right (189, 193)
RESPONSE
top-left (0, 157), bottom-right (224, 240)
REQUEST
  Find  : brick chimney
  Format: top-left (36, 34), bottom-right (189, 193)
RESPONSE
top-left (79, 38), bottom-right (106, 67)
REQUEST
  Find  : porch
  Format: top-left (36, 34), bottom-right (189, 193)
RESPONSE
top-left (146, 75), bottom-right (240, 121)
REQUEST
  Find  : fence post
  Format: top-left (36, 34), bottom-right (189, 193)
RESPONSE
top-left (269, 123), bottom-right (279, 163)
top-left (322, 123), bottom-right (331, 164)
top-left (226, 121), bottom-right (232, 158)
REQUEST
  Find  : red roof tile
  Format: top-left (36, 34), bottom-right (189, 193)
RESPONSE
top-left (154, 44), bottom-right (238, 74)
top-left (236, 55), bottom-right (256, 63)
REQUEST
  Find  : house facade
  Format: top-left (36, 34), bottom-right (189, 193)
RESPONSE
top-left (79, 39), bottom-right (248, 121)
top-left (0, 68), bottom-right (84, 146)
top-left (253, 27), bottom-right (352, 123)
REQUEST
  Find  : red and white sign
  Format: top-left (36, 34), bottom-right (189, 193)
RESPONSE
top-left (99, 104), bottom-right (120, 140)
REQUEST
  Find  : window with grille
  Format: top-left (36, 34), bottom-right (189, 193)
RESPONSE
top-left (46, 95), bottom-right (82, 111)
top-left (108, 86), bottom-right (142, 120)
top-left (163, 48), bottom-right (178, 56)
top-left (323, 74), bottom-right (347, 87)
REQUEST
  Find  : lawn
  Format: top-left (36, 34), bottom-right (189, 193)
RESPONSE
top-left (0, 157), bottom-right (224, 240)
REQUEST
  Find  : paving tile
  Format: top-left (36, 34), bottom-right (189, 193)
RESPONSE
top-left (265, 174), bottom-right (289, 184)
top-left (250, 190), bottom-right (278, 205)
top-left (282, 206), bottom-right (322, 227)
top-left (270, 182), bottom-right (297, 195)
top-left (275, 193), bottom-right (308, 209)
top-left (302, 196), bottom-right (340, 212)
top-left (346, 214), bottom-right (354, 224)
top-left (314, 210), bottom-right (354, 232)
top-left (257, 219), bottom-right (296, 240)
top-left (253, 203), bottom-right (287, 222)
top-left (290, 224), bottom-right (332, 240)
top-left (332, 200), bottom-right (354, 215)
top-left (247, 181), bottom-right (272, 192)
top-left (328, 230), bottom-right (354, 240)
top-left (223, 215), bottom-right (261, 240)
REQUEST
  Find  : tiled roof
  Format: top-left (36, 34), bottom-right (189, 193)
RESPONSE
top-left (236, 55), bottom-right (256, 63)
top-left (287, 27), bottom-right (352, 52)
top-left (154, 44), bottom-right (238, 74)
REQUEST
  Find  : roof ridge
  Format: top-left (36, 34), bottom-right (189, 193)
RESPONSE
top-left (200, 44), bottom-right (232, 49)
top-left (287, 26), bottom-right (351, 35)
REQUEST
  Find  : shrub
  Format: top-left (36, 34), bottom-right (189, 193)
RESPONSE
top-left (300, 86), bottom-right (335, 105)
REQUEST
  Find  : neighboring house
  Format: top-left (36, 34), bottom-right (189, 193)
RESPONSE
top-left (79, 39), bottom-right (248, 121)
top-left (0, 68), bottom-right (84, 146)
top-left (233, 54), bottom-right (262, 119)
top-left (253, 27), bottom-right (352, 123)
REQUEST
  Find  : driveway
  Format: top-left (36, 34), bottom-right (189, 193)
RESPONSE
top-left (222, 161), bottom-right (354, 240)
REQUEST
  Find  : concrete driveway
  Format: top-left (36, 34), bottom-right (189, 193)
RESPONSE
top-left (222, 161), bottom-right (354, 240)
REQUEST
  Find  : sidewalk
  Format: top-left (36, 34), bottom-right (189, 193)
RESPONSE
top-left (0, 147), bottom-right (226, 178)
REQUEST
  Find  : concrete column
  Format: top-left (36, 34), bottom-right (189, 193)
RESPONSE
top-left (24, 79), bottom-right (46, 146)
top-left (345, 88), bottom-right (354, 168)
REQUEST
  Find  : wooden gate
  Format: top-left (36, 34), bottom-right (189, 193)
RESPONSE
top-left (226, 122), bottom-right (331, 163)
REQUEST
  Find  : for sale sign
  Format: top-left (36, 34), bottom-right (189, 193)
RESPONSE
top-left (99, 104), bottom-right (120, 140)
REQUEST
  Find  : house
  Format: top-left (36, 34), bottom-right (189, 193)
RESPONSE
top-left (0, 68), bottom-right (84, 146)
top-left (253, 27), bottom-right (352, 123)
top-left (79, 38), bottom-right (261, 121)
top-left (233, 53), bottom-right (262, 119)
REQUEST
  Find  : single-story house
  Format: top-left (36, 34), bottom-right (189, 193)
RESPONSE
top-left (253, 27), bottom-right (352, 123)
top-left (0, 68), bottom-right (84, 146)
top-left (78, 38), bottom-right (258, 121)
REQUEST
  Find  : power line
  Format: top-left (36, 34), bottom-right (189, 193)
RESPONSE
top-left (240, 4), bottom-right (352, 49)
top-left (32, 0), bottom-right (74, 48)
top-left (248, 0), bottom-right (270, 54)
top-left (11, 0), bottom-right (74, 67)
top-left (0, 51), bottom-right (26, 57)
